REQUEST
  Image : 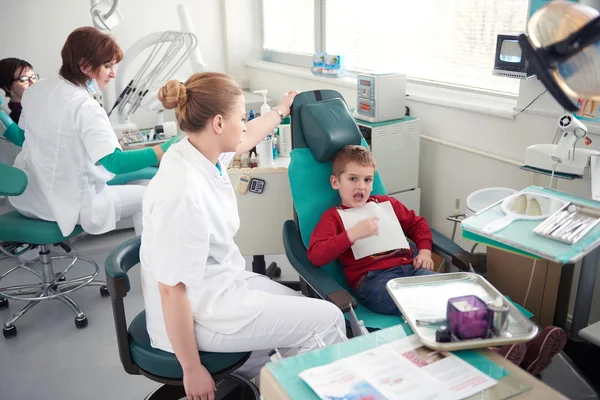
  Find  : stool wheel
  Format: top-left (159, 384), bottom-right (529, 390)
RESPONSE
top-left (75, 316), bottom-right (88, 329)
top-left (0, 298), bottom-right (8, 310)
top-left (3, 325), bottom-right (16, 339)
top-left (100, 286), bottom-right (110, 297)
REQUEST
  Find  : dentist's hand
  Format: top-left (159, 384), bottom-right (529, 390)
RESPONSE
top-left (347, 217), bottom-right (379, 243)
top-left (414, 249), bottom-right (435, 271)
top-left (274, 90), bottom-right (301, 117)
top-left (183, 365), bottom-right (216, 400)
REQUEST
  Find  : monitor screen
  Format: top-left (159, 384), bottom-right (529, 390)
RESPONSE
top-left (499, 39), bottom-right (522, 63)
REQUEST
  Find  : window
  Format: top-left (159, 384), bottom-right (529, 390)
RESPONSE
top-left (262, 0), bottom-right (529, 94)
top-left (262, 0), bottom-right (315, 54)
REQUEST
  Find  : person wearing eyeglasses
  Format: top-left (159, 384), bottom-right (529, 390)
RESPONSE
top-left (8, 27), bottom-right (180, 238)
top-left (0, 58), bottom-right (38, 124)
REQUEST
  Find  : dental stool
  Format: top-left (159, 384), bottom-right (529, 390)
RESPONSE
top-left (0, 163), bottom-right (108, 338)
top-left (105, 236), bottom-right (259, 400)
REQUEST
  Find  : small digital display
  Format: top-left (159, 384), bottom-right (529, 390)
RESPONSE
top-left (499, 40), bottom-right (522, 63)
top-left (360, 80), bottom-right (371, 86)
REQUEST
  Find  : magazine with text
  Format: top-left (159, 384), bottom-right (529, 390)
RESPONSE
top-left (299, 336), bottom-right (497, 400)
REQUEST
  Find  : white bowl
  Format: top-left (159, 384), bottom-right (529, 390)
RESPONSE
top-left (466, 187), bottom-right (517, 217)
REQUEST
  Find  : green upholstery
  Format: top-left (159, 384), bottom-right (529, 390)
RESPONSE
top-left (431, 229), bottom-right (465, 260)
top-left (104, 235), bottom-right (143, 293)
top-left (287, 90), bottom-right (409, 330)
top-left (300, 98), bottom-right (363, 162)
top-left (105, 235), bottom-right (253, 383)
top-left (129, 311), bottom-right (249, 380)
top-left (107, 166), bottom-right (158, 186)
top-left (0, 163), bottom-right (27, 197)
top-left (0, 211), bottom-right (82, 244)
top-left (0, 162), bottom-right (82, 243)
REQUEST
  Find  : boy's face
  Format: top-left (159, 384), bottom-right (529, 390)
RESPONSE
top-left (331, 162), bottom-right (375, 208)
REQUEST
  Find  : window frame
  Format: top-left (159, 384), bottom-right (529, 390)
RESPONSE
top-left (259, 0), bottom-right (527, 99)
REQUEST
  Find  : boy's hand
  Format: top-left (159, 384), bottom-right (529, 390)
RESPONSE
top-left (347, 217), bottom-right (379, 243)
top-left (414, 249), bottom-right (435, 271)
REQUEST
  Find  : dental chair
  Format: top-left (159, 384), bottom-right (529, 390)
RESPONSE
top-left (0, 162), bottom-right (108, 338)
top-left (105, 236), bottom-right (259, 400)
top-left (283, 90), bottom-right (484, 336)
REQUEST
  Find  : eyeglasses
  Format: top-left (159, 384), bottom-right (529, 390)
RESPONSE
top-left (14, 74), bottom-right (40, 84)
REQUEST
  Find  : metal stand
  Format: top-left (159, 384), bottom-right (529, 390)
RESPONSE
top-left (0, 245), bottom-right (108, 338)
top-left (571, 246), bottom-right (600, 341)
top-left (252, 255), bottom-right (300, 291)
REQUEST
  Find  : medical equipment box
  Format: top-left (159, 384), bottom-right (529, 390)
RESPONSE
top-left (354, 72), bottom-right (406, 123)
top-left (356, 117), bottom-right (420, 212)
top-left (492, 34), bottom-right (535, 80)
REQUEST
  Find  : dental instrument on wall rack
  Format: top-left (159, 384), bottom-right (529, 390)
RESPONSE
top-left (110, 3), bottom-right (207, 137)
top-left (114, 31), bottom-right (198, 122)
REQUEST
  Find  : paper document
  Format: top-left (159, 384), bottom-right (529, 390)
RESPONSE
top-left (300, 335), bottom-right (497, 400)
top-left (337, 201), bottom-right (410, 259)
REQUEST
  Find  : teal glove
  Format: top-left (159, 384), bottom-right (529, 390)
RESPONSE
top-left (0, 110), bottom-right (24, 147)
top-left (159, 133), bottom-right (183, 153)
top-left (0, 109), bottom-right (14, 129)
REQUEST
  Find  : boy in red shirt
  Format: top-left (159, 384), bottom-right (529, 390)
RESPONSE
top-left (307, 145), bottom-right (567, 373)
top-left (308, 145), bottom-right (437, 316)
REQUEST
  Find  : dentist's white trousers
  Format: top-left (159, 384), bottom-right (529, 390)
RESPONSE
top-left (194, 274), bottom-right (346, 378)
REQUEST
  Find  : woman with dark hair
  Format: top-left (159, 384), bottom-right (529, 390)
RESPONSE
top-left (0, 57), bottom-right (37, 124)
top-left (9, 27), bottom-right (177, 237)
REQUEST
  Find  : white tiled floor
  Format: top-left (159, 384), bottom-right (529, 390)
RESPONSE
top-left (0, 229), bottom-right (597, 399)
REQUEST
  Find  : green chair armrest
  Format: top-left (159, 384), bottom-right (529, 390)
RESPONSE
top-left (104, 236), bottom-right (141, 295)
top-left (431, 227), bottom-right (465, 259)
top-left (283, 220), bottom-right (356, 312)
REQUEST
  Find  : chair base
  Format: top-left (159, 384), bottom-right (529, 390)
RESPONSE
top-left (0, 245), bottom-right (108, 338)
top-left (145, 373), bottom-right (259, 400)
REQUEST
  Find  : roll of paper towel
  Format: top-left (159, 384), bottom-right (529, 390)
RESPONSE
top-left (163, 121), bottom-right (178, 138)
top-left (257, 139), bottom-right (275, 168)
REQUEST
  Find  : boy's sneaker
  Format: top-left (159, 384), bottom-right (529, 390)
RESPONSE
top-left (521, 326), bottom-right (567, 375)
top-left (494, 343), bottom-right (527, 365)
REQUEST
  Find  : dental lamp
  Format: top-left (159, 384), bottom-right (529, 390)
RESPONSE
top-left (518, 1), bottom-right (600, 112)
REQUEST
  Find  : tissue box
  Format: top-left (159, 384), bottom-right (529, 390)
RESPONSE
top-left (311, 52), bottom-right (327, 76)
top-left (447, 295), bottom-right (491, 340)
top-left (322, 54), bottom-right (345, 77)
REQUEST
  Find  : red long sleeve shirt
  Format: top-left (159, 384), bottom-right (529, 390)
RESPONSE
top-left (307, 195), bottom-right (433, 289)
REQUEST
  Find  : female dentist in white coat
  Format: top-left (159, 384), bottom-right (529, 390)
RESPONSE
top-left (10, 27), bottom-right (177, 236)
top-left (141, 73), bottom-right (346, 400)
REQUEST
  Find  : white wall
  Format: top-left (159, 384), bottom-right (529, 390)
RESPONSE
top-left (247, 65), bottom-right (600, 324)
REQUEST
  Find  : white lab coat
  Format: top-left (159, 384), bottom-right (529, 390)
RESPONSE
top-left (140, 138), bottom-right (271, 352)
top-left (9, 77), bottom-right (121, 236)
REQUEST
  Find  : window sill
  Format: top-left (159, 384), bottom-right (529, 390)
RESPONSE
top-left (246, 60), bottom-right (518, 120)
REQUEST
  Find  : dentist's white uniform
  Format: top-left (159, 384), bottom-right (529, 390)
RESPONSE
top-left (141, 138), bottom-right (345, 377)
top-left (9, 77), bottom-right (145, 236)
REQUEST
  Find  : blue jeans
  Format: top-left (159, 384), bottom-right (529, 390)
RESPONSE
top-left (354, 264), bottom-right (437, 316)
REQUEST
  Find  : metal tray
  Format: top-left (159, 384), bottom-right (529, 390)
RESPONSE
top-left (386, 272), bottom-right (539, 351)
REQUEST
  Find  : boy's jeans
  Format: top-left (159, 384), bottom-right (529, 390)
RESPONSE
top-left (354, 264), bottom-right (436, 316)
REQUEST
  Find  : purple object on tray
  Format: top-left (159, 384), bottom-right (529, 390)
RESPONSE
top-left (447, 295), bottom-right (491, 340)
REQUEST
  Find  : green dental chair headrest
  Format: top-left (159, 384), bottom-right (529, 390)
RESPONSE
top-left (289, 90), bottom-right (387, 248)
top-left (300, 98), bottom-right (363, 162)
